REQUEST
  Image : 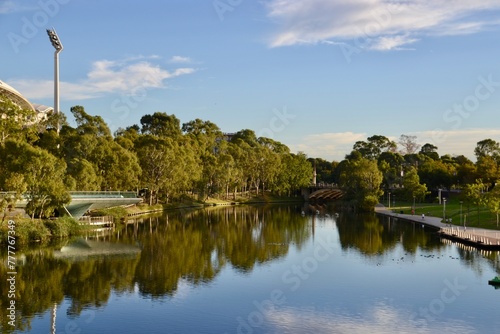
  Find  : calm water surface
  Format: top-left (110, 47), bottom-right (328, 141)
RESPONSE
top-left (2, 204), bottom-right (500, 333)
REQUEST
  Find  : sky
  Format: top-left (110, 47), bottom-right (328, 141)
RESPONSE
top-left (1, 0), bottom-right (500, 162)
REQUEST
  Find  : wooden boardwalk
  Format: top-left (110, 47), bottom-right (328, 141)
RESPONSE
top-left (375, 205), bottom-right (500, 250)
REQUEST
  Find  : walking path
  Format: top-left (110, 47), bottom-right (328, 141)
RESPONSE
top-left (375, 204), bottom-right (500, 250)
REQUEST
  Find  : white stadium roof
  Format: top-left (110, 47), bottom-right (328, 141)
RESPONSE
top-left (0, 80), bottom-right (53, 116)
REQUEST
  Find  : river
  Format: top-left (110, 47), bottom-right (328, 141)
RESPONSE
top-left (1, 204), bottom-right (500, 333)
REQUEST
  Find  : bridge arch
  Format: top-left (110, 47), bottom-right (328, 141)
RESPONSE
top-left (302, 186), bottom-right (344, 201)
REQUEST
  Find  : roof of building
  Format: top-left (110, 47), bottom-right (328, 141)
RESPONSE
top-left (0, 80), bottom-right (35, 112)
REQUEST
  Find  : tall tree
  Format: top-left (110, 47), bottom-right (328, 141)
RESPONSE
top-left (474, 139), bottom-right (500, 161)
top-left (401, 166), bottom-right (429, 202)
top-left (339, 155), bottom-right (383, 211)
top-left (398, 134), bottom-right (421, 155)
top-left (140, 112), bottom-right (182, 138)
top-left (353, 135), bottom-right (396, 160)
top-left (1, 140), bottom-right (70, 219)
top-left (419, 143), bottom-right (439, 160)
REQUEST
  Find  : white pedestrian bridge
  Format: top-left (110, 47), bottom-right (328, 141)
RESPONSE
top-left (3, 191), bottom-right (142, 218)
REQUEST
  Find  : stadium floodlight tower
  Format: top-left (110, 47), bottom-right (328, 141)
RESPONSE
top-left (46, 28), bottom-right (63, 135)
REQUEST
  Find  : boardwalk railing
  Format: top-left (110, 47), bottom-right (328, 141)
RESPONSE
top-left (78, 215), bottom-right (114, 226)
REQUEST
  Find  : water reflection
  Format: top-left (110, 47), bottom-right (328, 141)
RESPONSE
top-left (1, 204), bottom-right (500, 333)
top-left (336, 213), bottom-right (446, 256)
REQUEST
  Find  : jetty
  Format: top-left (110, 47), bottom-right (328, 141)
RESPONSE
top-left (375, 205), bottom-right (500, 250)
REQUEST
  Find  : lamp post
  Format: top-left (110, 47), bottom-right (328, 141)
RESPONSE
top-left (46, 28), bottom-right (63, 135)
top-left (443, 198), bottom-right (447, 225)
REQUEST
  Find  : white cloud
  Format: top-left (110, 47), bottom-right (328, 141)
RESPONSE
top-left (265, 303), bottom-right (476, 334)
top-left (414, 128), bottom-right (500, 161)
top-left (169, 56), bottom-right (192, 64)
top-left (8, 56), bottom-right (196, 101)
top-left (290, 131), bottom-right (367, 161)
top-left (0, 0), bottom-right (36, 14)
top-left (369, 34), bottom-right (418, 51)
top-left (266, 0), bottom-right (500, 50)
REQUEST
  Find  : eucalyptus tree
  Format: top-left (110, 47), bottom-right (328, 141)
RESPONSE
top-left (398, 134), bottom-right (421, 155)
top-left (182, 119), bottom-right (223, 199)
top-left (418, 158), bottom-right (456, 191)
top-left (484, 185), bottom-right (500, 227)
top-left (378, 151), bottom-right (405, 189)
top-left (140, 112), bottom-right (182, 138)
top-left (462, 180), bottom-right (487, 225)
top-left (308, 157), bottom-right (338, 184)
top-left (474, 139), bottom-right (500, 162)
top-left (274, 153), bottom-right (313, 196)
top-left (353, 135), bottom-right (396, 160)
top-left (401, 166), bottom-right (429, 202)
top-left (66, 158), bottom-right (101, 191)
top-left (61, 106), bottom-right (141, 191)
top-left (476, 156), bottom-right (499, 189)
top-left (225, 142), bottom-right (247, 198)
top-left (135, 135), bottom-right (198, 204)
top-left (453, 155), bottom-right (477, 187)
top-left (338, 153), bottom-right (383, 211)
top-left (419, 143), bottom-right (439, 160)
top-left (1, 140), bottom-right (69, 219)
top-left (135, 135), bottom-right (175, 205)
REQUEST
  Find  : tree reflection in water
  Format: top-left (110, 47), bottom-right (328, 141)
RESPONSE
top-left (1, 204), bottom-right (499, 333)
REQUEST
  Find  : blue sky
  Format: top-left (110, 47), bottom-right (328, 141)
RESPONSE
top-left (2, 0), bottom-right (500, 162)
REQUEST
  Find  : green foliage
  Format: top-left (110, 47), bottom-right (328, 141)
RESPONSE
top-left (401, 166), bottom-right (429, 201)
top-left (43, 217), bottom-right (81, 238)
top-left (0, 219), bottom-right (50, 244)
top-left (4, 93), bottom-right (500, 221)
top-left (339, 155), bottom-right (383, 211)
top-left (1, 140), bottom-right (70, 219)
top-left (91, 207), bottom-right (129, 222)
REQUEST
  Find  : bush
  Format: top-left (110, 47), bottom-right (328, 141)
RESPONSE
top-left (0, 217), bottom-right (82, 244)
top-left (44, 217), bottom-right (81, 238)
top-left (0, 218), bottom-right (51, 244)
top-left (91, 207), bottom-right (128, 222)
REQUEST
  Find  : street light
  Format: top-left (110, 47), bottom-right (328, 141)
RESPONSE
top-left (46, 28), bottom-right (63, 135)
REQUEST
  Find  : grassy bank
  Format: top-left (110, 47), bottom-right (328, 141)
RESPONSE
top-left (0, 217), bottom-right (82, 245)
top-left (385, 199), bottom-right (500, 230)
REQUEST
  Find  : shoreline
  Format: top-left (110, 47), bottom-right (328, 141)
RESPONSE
top-left (375, 204), bottom-right (500, 250)
top-left (125, 196), bottom-right (305, 217)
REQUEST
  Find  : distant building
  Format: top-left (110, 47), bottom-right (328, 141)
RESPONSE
top-left (0, 80), bottom-right (53, 123)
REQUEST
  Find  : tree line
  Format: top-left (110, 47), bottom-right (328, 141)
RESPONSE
top-left (313, 134), bottom-right (500, 217)
top-left (0, 99), bottom-right (312, 218)
top-left (2, 94), bottom-right (500, 217)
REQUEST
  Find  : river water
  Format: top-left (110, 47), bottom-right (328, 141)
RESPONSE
top-left (2, 204), bottom-right (500, 333)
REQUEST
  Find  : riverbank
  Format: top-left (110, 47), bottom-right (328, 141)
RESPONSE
top-left (0, 217), bottom-right (82, 245)
top-left (123, 194), bottom-right (304, 217)
top-left (375, 204), bottom-right (500, 250)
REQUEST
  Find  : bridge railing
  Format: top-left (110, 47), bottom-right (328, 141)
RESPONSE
top-left (1, 191), bottom-right (139, 199)
top-left (69, 191), bottom-right (138, 198)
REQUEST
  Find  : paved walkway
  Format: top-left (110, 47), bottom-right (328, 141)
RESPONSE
top-left (375, 205), bottom-right (500, 249)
